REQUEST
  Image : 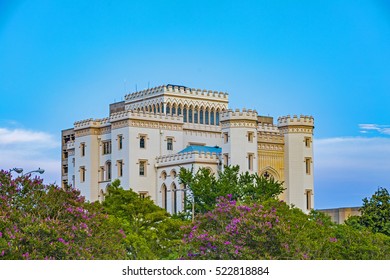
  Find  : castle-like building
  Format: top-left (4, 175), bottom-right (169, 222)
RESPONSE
top-left (61, 84), bottom-right (314, 213)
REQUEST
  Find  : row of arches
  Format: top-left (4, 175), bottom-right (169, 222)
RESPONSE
top-left (130, 102), bottom-right (225, 125)
top-left (160, 183), bottom-right (186, 214)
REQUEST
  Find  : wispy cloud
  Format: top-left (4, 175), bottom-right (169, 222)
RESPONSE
top-left (359, 124), bottom-right (390, 135)
top-left (314, 136), bottom-right (390, 209)
top-left (0, 126), bottom-right (60, 184)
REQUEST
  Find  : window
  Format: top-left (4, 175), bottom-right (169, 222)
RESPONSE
top-left (171, 183), bottom-right (177, 214)
top-left (139, 160), bottom-right (146, 176)
top-left (210, 110), bottom-right (215, 125)
top-left (80, 166), bottom-right (86, 182)
top-left (194, 108), bottom-right (198, 123)
top-left (161, 184), bottom-right (167, 210)
top-left (99, 166), bottom-right (105, 181)
top-left (305, 137), bottom-right (311, 148)
top-left (205, 109), bottom-right (209, 124)
top-left (117, 160), bottom-right (123, 177)
top-left (178, 105), bottom-right (182, 116)
top-left (200, 109), bottom-right (204, 124)
top-left (248, 153), bottom-right (254, 171)
top-left (306, 189), bottom-right (313, 210)
top-left (139, 192), bottom-right (149, 199)
top-left (248, 132), bottom-right (254, 142)
top-left (188, 107), bottom-right (193, 123)
top-left (183, 107), bottom-right (187, 122)
top-left (106, 161), bottom-right (111, 180)
top-left (102, 141), bottom-right (111, 155)
top-left (80, 143), bottom-right (86, 157)
top-left (118, 135), bottom-right (123, 150)
top-left (167, 138), bottom-right (173, 151)
top-left (223, 132), bottom-right (229, 143)
top-left (223, 153), bottom-right (229, 166)
top-left (216, 110), bottom-right (220, 125)
top-left (172, 106), bottom-right (176, 116)
top-left (140, 136), bottom-right (146, 148)
top-left (305, 158), bottom-right (311, 175)
top-left (166, 104), bottom-right (171, 114)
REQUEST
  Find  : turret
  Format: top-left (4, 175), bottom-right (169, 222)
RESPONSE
top-left (278, 115), bottom-right (314, 213)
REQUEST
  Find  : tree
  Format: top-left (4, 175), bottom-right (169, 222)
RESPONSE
top-left (102, 179), bottom-right (187, 259)
top-left (0, 170), bottom-right (127, 259)
top-left (180, 196), bottom-right (390, 260)
top-left (178, 165), bottom-right (285, 215)
top-left (346, 187), bottom-right (390, 236)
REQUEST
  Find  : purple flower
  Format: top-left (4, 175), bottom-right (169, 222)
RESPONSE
top-left (224, 241), bottom-right (231, 245)
top-left (1, 250), bottom-right (4, 256)
top-left (329, 237), bottom-right (338, 243)
top-left (0, 232), bottom-right (2, 238)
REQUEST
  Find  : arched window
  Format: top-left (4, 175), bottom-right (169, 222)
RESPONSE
top-left (200, 108), bottom-right (204, 124)
top-left (216, 110), bottom-right (220, 125)
top-left (178, 105), bottom-right (182, 116)
top-left (106, 161), bottom-right (111, 181)
top-left (171, 183), bottom-right (177, 214)
top-left (194, 107), bottom-right (198, 124)
top-left (172, 105), bottom-right (176, 116)
top-left (205, 108), bottom-right (209, 124)
top-left (210, 109), bottom-right (215, 125)
top-left (161, 103), bottom-right (164, 113)
top-left (149, 105), bottom-right (152, 112)
top-left (153, 104), bottom-right (156, 114)
top-left (189, 106), bottom-right (193, 123)
top-left (161, 170), bottom-right (167, 180)
top-left (157, 103), bottom-right (160, 113)
top-left (161, 184), bottom-right (167, 210)
top-left (166, 104), bottom-right (171, 115)
top-left (183, 106), bottom-right (187, 122)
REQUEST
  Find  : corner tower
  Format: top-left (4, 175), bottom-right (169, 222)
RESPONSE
top-left (220, 109), bottom-right (258, 173)
top-left (278, 115), bottom-right (314, 213)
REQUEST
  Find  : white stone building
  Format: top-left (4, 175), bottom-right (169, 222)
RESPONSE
top-left (61, 84), bottom-right (314, 213)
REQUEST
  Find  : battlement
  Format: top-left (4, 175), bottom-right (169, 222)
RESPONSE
top-left (74, 117), bottom-right (110, 130)
top-left (124, 84), bottom-right (229, 102)
top-left (156, 151), bottom-right (220, 165)
top-left (277, 115), bottom-right (314, 127)
top-left (110, 110), bottom-right (183, 123)
top-left (257, 123), bottom-right (281, 134)
top-left (220, 108), bottom-right (258, 121)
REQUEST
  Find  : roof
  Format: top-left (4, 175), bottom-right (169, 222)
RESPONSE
top-left (179, 145), bottom-right (222, 154)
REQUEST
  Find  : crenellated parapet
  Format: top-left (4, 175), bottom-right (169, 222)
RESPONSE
top-left (257, 123), bottom-right (280, 134)
top-left (156, 151), bottom-right (220, 166)
top-left (277, 115), bottom-right (314, 134)
top-left (74, 117), bottom-right (110, 130)
top-left (125, 84), bottom-right (229, 102)
top-left (220, 108), bottom-right (258, 121)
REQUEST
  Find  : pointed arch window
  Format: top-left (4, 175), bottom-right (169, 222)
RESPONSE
top-left (194, 107), bottom-right (198, 124)
top-left (161, 184), bottom-right (167, 210)
top-left (216, 110), bottom-right (220, 125)
top-left (205, 109), bottom-right (209, 124)
top-left (171, 183), bottom-right (177, 214)
top-left (188, 107), bottom-right (193, 123)
top-left (183, 107), bottom-right (187, 122)
top-left (178, 105), bottom-right (182, 116)
top-left (210, 110), bottom-right (215, 125)
top-left (166, 104), bottom-right (171, 115)
top-left (200, 108), bottom-right (204, 124)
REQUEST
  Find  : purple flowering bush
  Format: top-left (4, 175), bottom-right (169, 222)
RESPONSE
top-left (0, 170), bottom-right (126, 259)
top-left (180, 195), bottom-right (390, 260)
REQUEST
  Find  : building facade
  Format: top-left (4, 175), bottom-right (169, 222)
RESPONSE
top-left (61, 84), bottom-right (315, 213)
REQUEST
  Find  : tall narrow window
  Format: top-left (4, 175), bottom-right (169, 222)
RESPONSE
top-left (140, 136), bottom-right (145, 148)
top-left (99, 166), bottom-right (105, 181)
top-left (117, 160), bottom-right (123, 177)
top-left (223, 132), bottom-right (229, 143)
top-left (106, 161), bottom-right (111, 180)
top-left (183, 107), bottom-right (187, 122)
top-left (161, 103), bottom-right (164, 113)
top-left (305, 158), bottom-right (311, 175)
top-left (80, 143), bottom-right (85, 157)
top-left (194, 108), bottom-right (198, 123)
top-left (171, 183), bottom-right (177, 214)
top-left (118, 135), bottom-right (123, 150)
top-left (157, 104), bottom-right (160, 113)
top-left (306, 189), bottom-right (313, 210)
top-left (210, 110), bottom-right (215, 125)
top-left (305, 137), bottom-right (311, 148)
top-left (248, 132), bottom-right (254, 143)
top-left (167, 138), bottom-right (173, 151)
top-left (216, 110), bottom-right (220, 125)
top-left (153, 105), bottom-right (156, 114)
top-left (161, 185), bottom-right (167, 210)
top-left (200, 108), bottom-right (204, 124)
top-left (166, 104), bottom-right (171, 114)
top-left (178, 105), bottom-right (182, 116)
top-left (224, 153), bottom-right (229, 166)
top-left (248, 153), bottom-right (254, 171)
top-left (188, 107), bottom-right (193, 123)
top-left (205, 109), bottom-right (209, 124)
top-left (80, 166), bottom-right (86, 182)
top-left (172, 106), bottom-right (176, 116)
top-left (139, 160), bottom-right (146, 176)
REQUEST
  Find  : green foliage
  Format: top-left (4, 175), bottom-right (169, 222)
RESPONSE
top-left (102, 180), bottom-right (188, 259)
top-left (178, 165), bottom-right (285, 215)
top-left (0, 170), bottom-right (127, 260)
top-left (346, 187), bottom-right (390, 236)
top-left (180, 196), bottom-right (390, 260)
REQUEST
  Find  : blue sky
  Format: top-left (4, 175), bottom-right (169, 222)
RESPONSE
top-left (0, 0), bottom-right (389, 209)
